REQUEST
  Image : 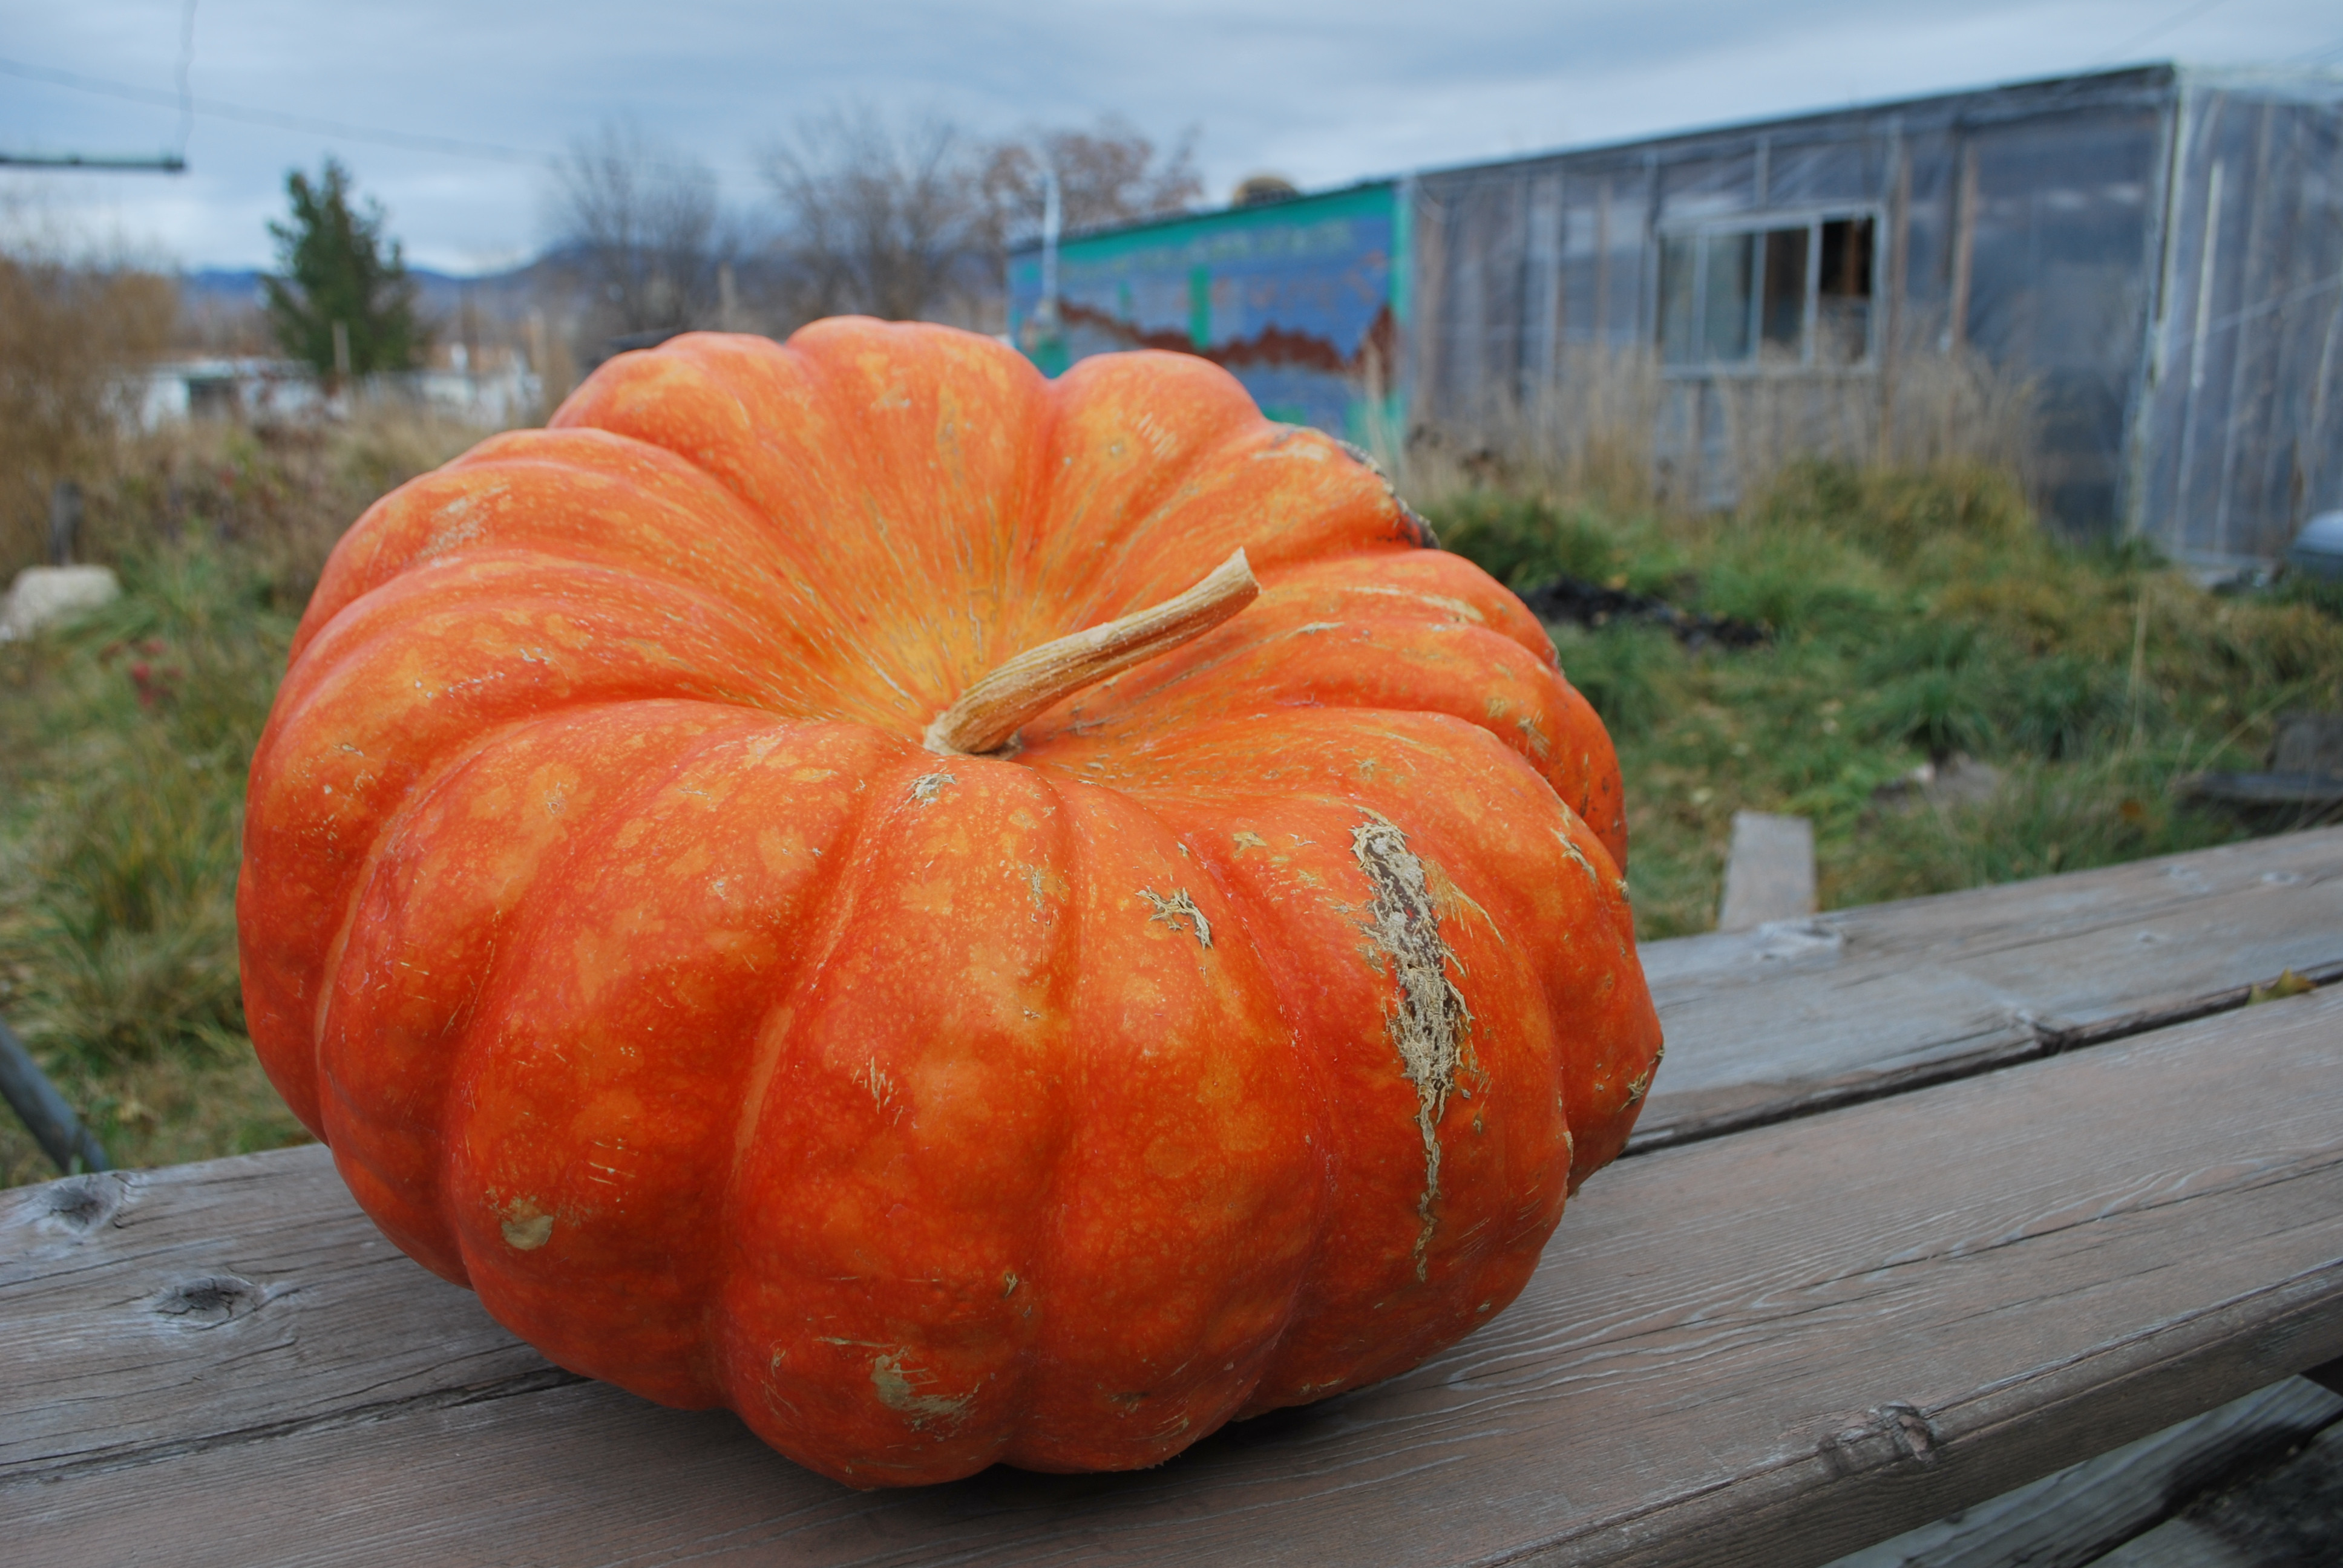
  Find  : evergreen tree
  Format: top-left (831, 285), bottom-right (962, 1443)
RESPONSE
top-left (263, 159), bottom-right (423, 380)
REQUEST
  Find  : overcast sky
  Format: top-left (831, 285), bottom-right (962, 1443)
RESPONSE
top-left (4, 0), bottom-right (2339, 273)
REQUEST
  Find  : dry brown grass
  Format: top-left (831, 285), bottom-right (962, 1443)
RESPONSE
top-left (77, 408), bottom-right (489, 608)
top-left (1394, 341), bottom-right (2039, 522)
top-left (0, 247), bottom-right (177, 573)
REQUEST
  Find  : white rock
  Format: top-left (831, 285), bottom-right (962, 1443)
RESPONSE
top-left (1, 566), bottom-right (121, 641)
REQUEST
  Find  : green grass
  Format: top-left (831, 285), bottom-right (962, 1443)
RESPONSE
top-left (1, 411), bottom-right (481, 1186)
top-left (4, 443), bottom-right (2338, 1184)
top-left (0, 538), bottom-right (309, 1185)
top-left (1422, 462), bottom-right (2343, 938)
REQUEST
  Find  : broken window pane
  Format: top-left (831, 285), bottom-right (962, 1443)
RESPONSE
top-left (1657, 211), bottom-right (1878, 370)
top-left (1817, 215), bottom-right (1875, 362)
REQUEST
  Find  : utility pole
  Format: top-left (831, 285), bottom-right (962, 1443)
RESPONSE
top-left (1026, 166), bottom-right (1069, 376)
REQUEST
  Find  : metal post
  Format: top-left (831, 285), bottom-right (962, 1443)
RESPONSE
top-left (48, 479), bottom-right (82, 566)
top-left (0, 1015), bottom-right (110, 1175)
top-left (1038, 165), bottom-right (1063, 345)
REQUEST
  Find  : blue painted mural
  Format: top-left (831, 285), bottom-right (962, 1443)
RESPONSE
top-left (1006, 181), bottom-right (1405, 442)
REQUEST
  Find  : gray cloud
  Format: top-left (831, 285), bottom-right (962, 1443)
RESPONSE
top-left (1, 0), bottom-right (2334, 269)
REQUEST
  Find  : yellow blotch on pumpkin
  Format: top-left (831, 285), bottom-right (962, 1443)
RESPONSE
top-left (501, 1198), bottom-right (554, 1250)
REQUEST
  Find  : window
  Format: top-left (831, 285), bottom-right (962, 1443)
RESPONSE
top-left (1658, 212), bottom-right (1876, 369)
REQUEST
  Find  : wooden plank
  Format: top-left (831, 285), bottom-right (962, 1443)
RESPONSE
top-left (2091, 1417), bottom-right (2343, 1567)
top-left (1633, 825), bottom-right (2343, 1148)
top-left (1716, 811), bottom-right (1816, 932)
top-left (5, 984), bottom-right (2339, 1566)
top-left (1823, 1376), bottom-right (2342, 1568)
top-left (0, 1149), bottom-right (561, 1480)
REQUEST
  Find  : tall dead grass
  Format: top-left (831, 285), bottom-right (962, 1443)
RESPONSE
top-left (79, 410), bottom-right (488, 607)
top-left (0, 247), bottom-right (176, 573)
top-left (1391, 338), bottom-right (2038, 522)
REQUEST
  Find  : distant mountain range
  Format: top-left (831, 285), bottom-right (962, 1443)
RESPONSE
top-left (180, 260), bottom-right (560, 322)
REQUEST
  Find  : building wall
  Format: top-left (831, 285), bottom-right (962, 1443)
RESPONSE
top-left (2132, 75), bottom-right (2343, 564)
top-left (1410, 68), bottom-right (2175, 536)
top-left (1004, 66), bottom-right (2339, 561)
top-left (1006, 183), bottom-right (1403, 443)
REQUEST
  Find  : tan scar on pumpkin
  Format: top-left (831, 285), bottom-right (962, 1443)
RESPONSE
top-left (1351, 815), bottom-right (1471, 1280)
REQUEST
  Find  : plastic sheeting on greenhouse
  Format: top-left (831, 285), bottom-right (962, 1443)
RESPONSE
top-left (1407, 64), bottom-right (2343, 564)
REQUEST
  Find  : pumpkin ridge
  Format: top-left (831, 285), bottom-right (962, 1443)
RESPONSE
top-left (275, 553), bottom-right (827, 723)
top-left (1021, 354), bottom-right (1265, 640)
top-left (717, 739), bottom-right (917, 1191)
top-left (1024, 604), bottom-right (1618, 860)
top-left (309, 702), bottom-right (777, 1282)
top-left (715, 749), bottom-right (1078, 1481)
top-left (543, 337), bottom-right (984, 717)
top-left (1144, 802), bottom-right (1342, 1405)
top-left (1041, 426), bottom-right (1394, 640)
top-left (242, 555), bottom-right (893, 1096)
top-left (294, 426), bottom-right (851, 667)
top-left (995, 777), bottom-right (1314, 1472)
top-left (441, 719), bottom-right (902, 1409)
top-left (696, 732), bottom-right (932, 1423)
top-left (988, 756), bottom-right (1081, 1470)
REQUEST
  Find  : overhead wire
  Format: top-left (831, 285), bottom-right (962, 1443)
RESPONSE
top-left (0, 51), bottom-right (759, 187)
top-left (2087, 0), bottom-right (2236, 70)
top-left (0, 54), bottom-right (553, 166)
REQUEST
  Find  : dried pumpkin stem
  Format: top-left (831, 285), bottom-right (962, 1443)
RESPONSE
top-left (925, 549), bottom-right (1260, 756)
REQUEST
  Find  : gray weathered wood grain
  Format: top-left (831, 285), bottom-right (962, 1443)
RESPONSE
top-left (2090, 1417), bottom-right (2343, 1567)
top-left (1633, 826), bottom-right (2343, 1148)
top-left (1717, 810), bottom-right (1816, 932)
top-left (5, 982), bottom-right (2339, 1567)
top-left (1825, 1377), bottom-right (2343, 1568)
top-left (0, 1147), bottom-right (564, 1480)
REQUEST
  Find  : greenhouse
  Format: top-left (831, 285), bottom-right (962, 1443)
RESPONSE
top-left (1012, 64), bottom-right (2343, 565)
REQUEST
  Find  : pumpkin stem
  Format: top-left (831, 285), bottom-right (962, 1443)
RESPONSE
top-left (925, 549), bottom-right (1260, 756)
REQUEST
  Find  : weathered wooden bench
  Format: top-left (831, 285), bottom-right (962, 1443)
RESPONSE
top-left (5, 828), bottom-right (2340, 1566)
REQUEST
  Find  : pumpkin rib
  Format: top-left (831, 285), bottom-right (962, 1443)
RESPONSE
top-left (715, 751), bottom-right (1082, 1485)
top-left (293, 427), bottom-right (850, 667)
top-left (303, 547), bottom-right (893, 722)
top-left (996, 777), bottom-right (1320, 1476)
top-left (442, 718), bottom-right (902, 1410)
top-left (1011, 351), bottom-right (1272, 641)
top-left (1251, 545), bottom-right (1559, 665)
top-left (1029, 604), bottom-right (1622, 866)
top-left (1061, 705), bottom-right (1651, 1189)
top-left (313, 701), bottom-right (777, 1284)
top-left (241, 557), bottom-right (895, 1116)
top-left (1032, 419), bottom-right (1423, 642)
top-left (553, 327), bottom-right (1062, 714)
top-left (1113, 789), bottom-right (1525, 1411)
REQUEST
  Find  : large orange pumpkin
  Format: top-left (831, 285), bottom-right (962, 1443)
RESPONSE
top-left (240, 319), bottom-right (1662, 1486)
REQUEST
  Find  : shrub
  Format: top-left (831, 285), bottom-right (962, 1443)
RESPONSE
top-left (1426, 490), bottom-right (1619, 588)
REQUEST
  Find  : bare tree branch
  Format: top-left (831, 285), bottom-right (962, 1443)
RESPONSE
top-left (762, 108), bottom-right (983, 325)
top-left (977, 117), bottom-right (1202, 254)
top-left (758, 109), bottom-right (1202, 334)
top-left (548, 119), bottom-right (726, 339)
